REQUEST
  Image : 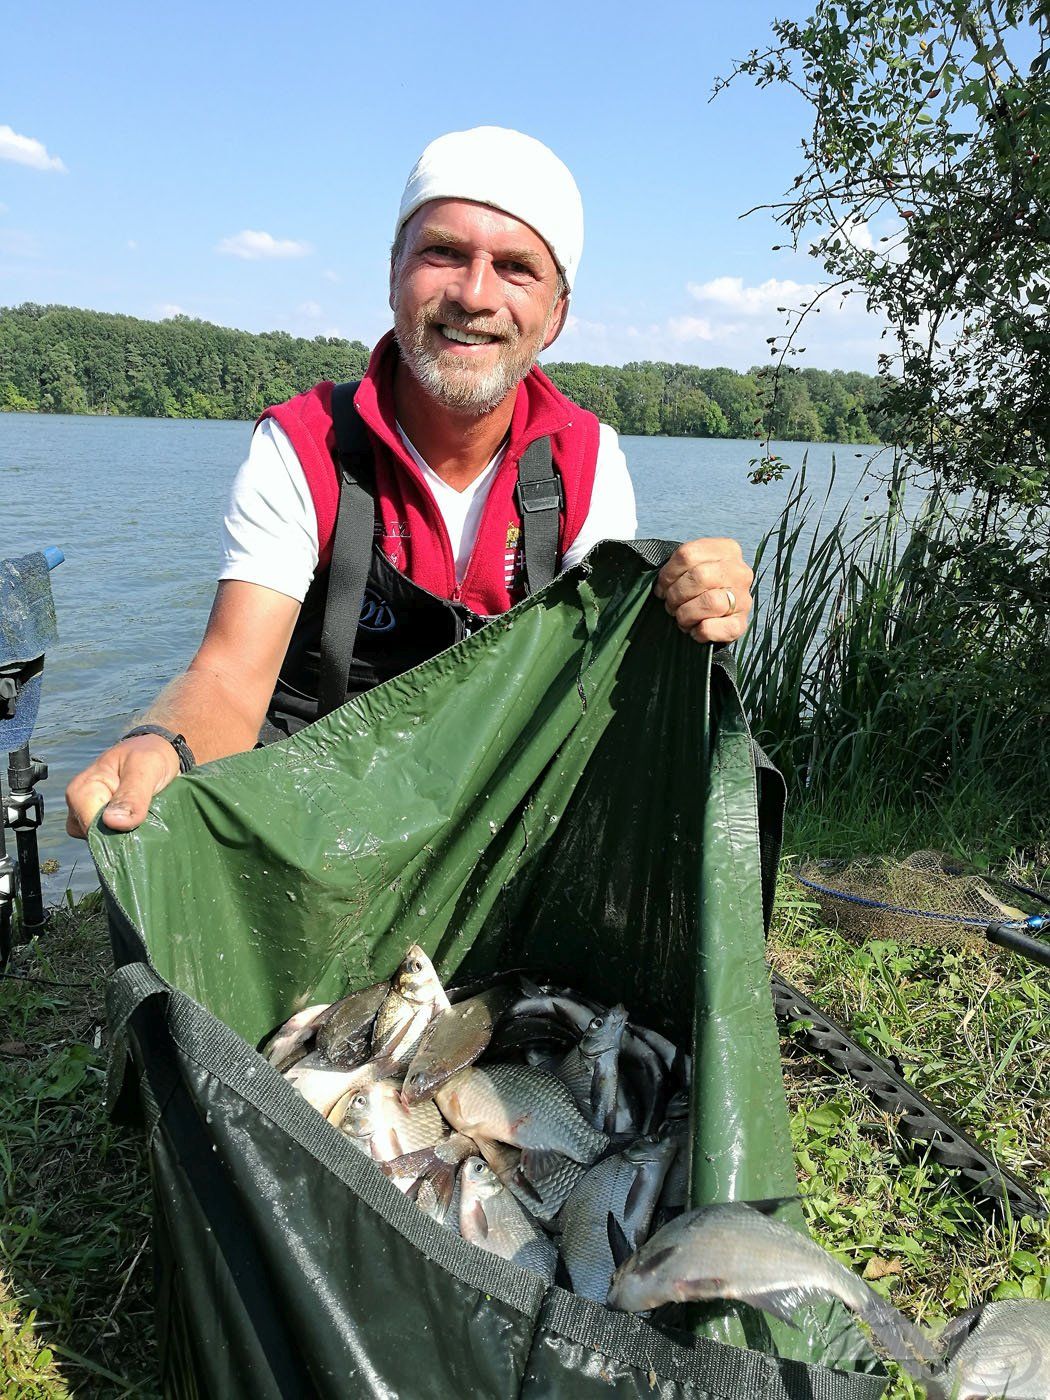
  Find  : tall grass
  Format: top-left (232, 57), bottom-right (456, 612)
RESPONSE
top-left (738, 457), bottom-right (1050, 856)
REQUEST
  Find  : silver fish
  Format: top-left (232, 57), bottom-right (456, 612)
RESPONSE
top-left (459, 1157), bottom-right (558, 1280)
top-left (263, 1003), bottom-right (332, 1073)
top-left (285, 1050), bottom-right (395, 1119)
top-left (401, 985), bottom-right (516, 1106)
top-left (559, 1135), bottom-right (677, 1302)
top-left (607, 1204), bottom-right (941, 1385)
top-left (555, 1005), bottom-right (628, 1133)
top-left (337, 1079), bottom-right (447, 1162)
top-left (371, 945), bottom-right (451, 1062)
top-left (940, 1301), bottom-right (1050, 1399)
top-left (435, 1063), bottom-right (608, 1164)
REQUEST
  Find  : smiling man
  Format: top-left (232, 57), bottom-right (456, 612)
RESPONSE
top-left (66, 126), bottom-right (753, 837)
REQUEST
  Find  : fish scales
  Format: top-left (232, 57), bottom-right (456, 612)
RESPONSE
top-left (435, 1063), bottom-right (608, 1164)
top-left (608, 1204), bottom-right (941, 1385)
top-left (459, 1157), bottom-right (557, 1281)
top-left (941, 1300), bottom-right (1050, 1399)
top-left (559, 1137), bottom-right (677, 1303)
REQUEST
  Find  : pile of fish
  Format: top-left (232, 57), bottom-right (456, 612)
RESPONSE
top-left (262, 945), bottom-right (1050, 1398)
top-left (263, 943), bottom-right (689, 1305)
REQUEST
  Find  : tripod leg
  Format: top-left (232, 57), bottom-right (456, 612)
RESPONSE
top-left (5, 745), bottom-right (49, 939)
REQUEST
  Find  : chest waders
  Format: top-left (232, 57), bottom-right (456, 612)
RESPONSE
top-left (264, 381), bottom-right (564, 740)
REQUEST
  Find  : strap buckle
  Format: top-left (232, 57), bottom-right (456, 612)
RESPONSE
top-left (515, 476), bottom-right (564, 514)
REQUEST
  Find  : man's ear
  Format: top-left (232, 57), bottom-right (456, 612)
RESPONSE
top-left (542, 296), bottom-right (570, 351)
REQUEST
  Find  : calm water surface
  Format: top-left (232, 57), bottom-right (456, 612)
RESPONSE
top-left (0, 413), bottom-right (885, 897)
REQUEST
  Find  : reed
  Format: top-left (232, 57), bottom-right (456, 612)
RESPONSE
top-left (738, 458), bottom-right (1049, 854)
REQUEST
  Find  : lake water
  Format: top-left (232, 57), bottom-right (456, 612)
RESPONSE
top-left (0, 413), bottom-right (886, 898)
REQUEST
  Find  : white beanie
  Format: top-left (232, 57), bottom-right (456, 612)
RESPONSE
top-left (395, 126), bottom-right (584, 291)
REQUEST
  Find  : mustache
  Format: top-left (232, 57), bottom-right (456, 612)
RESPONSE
top-left (421, 306), bottom-right (518, 343)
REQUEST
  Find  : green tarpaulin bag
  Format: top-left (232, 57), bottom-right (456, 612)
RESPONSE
top-left (92, 541), bottom-right (887, 1399)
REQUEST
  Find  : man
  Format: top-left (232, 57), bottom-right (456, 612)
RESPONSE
top-left (66, 127), bottom-right (752, 839)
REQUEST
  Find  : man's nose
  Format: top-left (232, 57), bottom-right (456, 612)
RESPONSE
top-left (447, 255), bottom-right (501, 315)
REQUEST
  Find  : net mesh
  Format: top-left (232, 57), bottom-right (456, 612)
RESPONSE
top-left (793, 850), bottom-right (1049, 947)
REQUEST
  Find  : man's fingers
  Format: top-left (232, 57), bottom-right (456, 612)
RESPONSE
top-left (654, 539), bottom-right (744, 599)
top-left (660, 562), bottom-right (738, 612)
top-left (671, 590), bottom-right (752, 633)
top-left (690, 613), bottom-right (750, 645)
top-left (64, 738), bottom-right (180, 840)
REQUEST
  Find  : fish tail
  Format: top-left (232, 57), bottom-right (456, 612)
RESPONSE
top-left (856, 1292), bottom-right (942, 1386)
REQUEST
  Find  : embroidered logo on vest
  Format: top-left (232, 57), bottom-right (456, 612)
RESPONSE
top-left (360, 588), bottom-right (397, 633)
top-left (503, 523), bottom-right (523, 591)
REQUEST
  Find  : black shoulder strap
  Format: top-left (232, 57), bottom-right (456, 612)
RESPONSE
top-left (514, 436), bottom-right (562, 596)
top-left (318, 381), bottom-right (375, 718)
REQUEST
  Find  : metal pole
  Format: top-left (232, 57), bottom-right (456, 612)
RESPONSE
top-left (5, 745), bottom-right (48, 938)
top-left (0, 768), bottom-right (15, 968)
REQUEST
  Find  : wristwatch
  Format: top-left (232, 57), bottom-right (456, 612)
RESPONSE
top-left (120, 724), bottom-right (196, 774)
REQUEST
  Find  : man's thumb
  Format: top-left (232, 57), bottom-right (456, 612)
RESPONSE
top-left (101, 778), bottom-right (156, 830)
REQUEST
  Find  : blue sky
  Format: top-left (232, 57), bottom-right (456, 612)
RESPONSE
top-left (1, 0), bottom-right (887, 372)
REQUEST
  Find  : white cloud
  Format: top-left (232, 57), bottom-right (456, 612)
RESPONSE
top-left (0, 125), bottom-right (66, 173)
top-left (126, 239), bottom-right (138, 251)
top-left (297, 299), bottom-right (323, 318)
top-left (216, 229), bottom-right (312, 260)
top-left (158, 303), bottom-right (188, 319)
top-left (665, 315), bottom-right (718, 343)
top-left (688, 275), bottom-right (824, 316)
top-left (321, 268), bottom-right (341, 283)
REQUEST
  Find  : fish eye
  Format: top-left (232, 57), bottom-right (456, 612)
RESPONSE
top-left (352, 1093), bottom-right (367, 1108)
top-left (409, 959), bottom-right (423, 973)
top-left (470, 1161), bottom-right (486, 1176)
top-left (590, 1016), bottom-right (604, 1030)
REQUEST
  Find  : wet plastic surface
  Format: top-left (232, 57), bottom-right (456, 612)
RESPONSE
top-left (93, 541), bottom-right (885, 1398)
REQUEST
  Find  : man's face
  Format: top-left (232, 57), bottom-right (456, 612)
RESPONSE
top-left (390, 198), bottom-right (568, 415)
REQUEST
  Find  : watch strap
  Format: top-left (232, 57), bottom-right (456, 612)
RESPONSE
top-left (120, 724), bottom-right (196, 774)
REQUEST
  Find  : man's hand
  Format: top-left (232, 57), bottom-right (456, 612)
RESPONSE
top-left (654, 538), bottom-right (754, 644)
top-left (65, 734), bottom-right (181, 838)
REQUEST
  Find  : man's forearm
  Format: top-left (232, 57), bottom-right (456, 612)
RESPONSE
top-left (141, 664), bottom-right (267, 764)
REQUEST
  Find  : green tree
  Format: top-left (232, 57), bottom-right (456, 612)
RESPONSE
top-left (723, 0), bottom-right (1050, 501)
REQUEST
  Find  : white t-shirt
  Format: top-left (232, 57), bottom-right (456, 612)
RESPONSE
top-left (219, 417), bottom-right (638, 605)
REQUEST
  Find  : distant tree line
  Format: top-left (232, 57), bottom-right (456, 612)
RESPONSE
top-left (0, 304), bottom-right (370, 421)
top-left (0, 303), bottom-right (888, 442)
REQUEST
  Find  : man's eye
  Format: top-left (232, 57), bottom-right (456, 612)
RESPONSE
top-left (499, 261), bottom-right (532, 277)
top-left (424, 245), bottom-right (458, 259)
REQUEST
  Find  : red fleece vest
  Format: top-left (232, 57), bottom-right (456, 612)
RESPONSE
top-left (258, 332), bottom-right (600, 616)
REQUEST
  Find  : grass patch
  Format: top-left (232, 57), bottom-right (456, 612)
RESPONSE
top-left (2, 881), bottom-right (1047, 1396)
top-left (771, 868), bottom-right (1050, 1397)
top-left (0, 899), bottom-right (154, 1398)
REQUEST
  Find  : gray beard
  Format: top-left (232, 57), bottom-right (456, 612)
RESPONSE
top-left (393, 305), bottom-right (550, 415)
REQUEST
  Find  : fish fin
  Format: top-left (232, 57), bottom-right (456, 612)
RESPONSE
top-left (518, 975), bottom-right (545, 998)
top-left (742, 1196), bottom-right (798, 1217)
top-left (517, 1148), bottom-right (562, 1187)
top-left (420, 1162), bottom-right (458, 1220)
top-left (624, 1170), bottom-right (647, 1221)
top-left (463, 1200), bottom-right (489, 1242)
top-left (607, 1214), bottom-right (634, 1270)
top-left (507, 1170), bottom-right (545, 1207)
top-left (856, 1292), bottom-right (941, 1377)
